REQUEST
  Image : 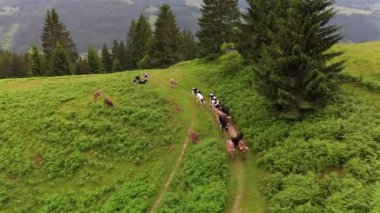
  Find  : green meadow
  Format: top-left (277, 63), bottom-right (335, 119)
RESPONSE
top-left (0, 42), bottom-right (379, 212)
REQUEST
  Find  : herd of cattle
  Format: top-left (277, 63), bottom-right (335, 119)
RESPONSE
top-left (191, 87), bottom-right (248, 159)
top-left (92, 75), bottom-right (247, 159)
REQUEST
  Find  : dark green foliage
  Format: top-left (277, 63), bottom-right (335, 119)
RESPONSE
top-left (0, 51), bottom-right (30, 78)
top-left (87, 46), bottom-right (103, 73)
top-left (126, 20), bottom-right (137, 69)
top-left (151, 4), bottom-right (182, 68)
top-left (112, 59), bottom-right (123, 72)
top-left (191, 54), bottom-right (379, 212)
top-left (127, 15), bottom-right (153, 69)
top-left (101, 44), bottom-right (113, 73)
top-left (137, 55), bottom-right (151, 70)
top-left (239, 0), bottom-right (276, 61)
top-left (217, 50), bottom-right (244, 74)
top-left (50, 42), bottom-right (71, 76)
top-left (102, 174), bottom-right (156, 212)
top-left (74, 58), bottom-right (89, 75)
top-left (30, 44), bottom-right (44, 76)
top-left (41, 8), bottom-right (78, 64)
top-left (181, 29), bottom-right (198, 61)
top-left (197, 0), bottom-right (241, 59)
top-left (111, 40), bottom-right (120, 62)
top-left (118, 41), bottom-right (128, 69)
top-left (158, 139), bottom-right (228, 212)
top-left (254, 0), bottom-right (345, 118)
top-left (111, 40), bottom-right (127, 70)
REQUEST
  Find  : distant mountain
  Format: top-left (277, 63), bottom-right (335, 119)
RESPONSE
top-left (0, 0), bottom-right (379, 53)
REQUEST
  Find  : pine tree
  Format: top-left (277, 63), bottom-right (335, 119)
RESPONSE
top-left (75, 58), bottom-right (89, 75)
top-left (181, 29), bottom-right (198, 60)
top-left (50, 42), bottom-right (71, 76)
top-left (239, 0), bottom-right (276, 62)
top-left (197, 0), bottom-right (241, 59)
top-left (41, 8), bottom-right (78, 65)
top-left (126, 20), bottom-right (137, 69)
top-left (255, 0), bottom-right (344, 118)
top-left (118, 41), bottom-right (128, 70)
top-left (30, 44), bottom-right (44, 76)
top-left (111, 40), bottom-right (120, 62)
top-left (112, 59), bottom-right (123, 72)
top-left (151, 4), bottom-right (182, 68)
top-left (101, 44), bottom-right (113, 73)
top-left (87, 46), bottom-right (103, 73)
top-left (127, 15), bottom-right (153, 69)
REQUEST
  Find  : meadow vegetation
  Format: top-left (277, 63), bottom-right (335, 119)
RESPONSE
top-left (187, 42), bottom-right (380, 212)
top-left (0, 73), bottom-right (181, 212)
top-left (0, 41), bottom-right (379, 212)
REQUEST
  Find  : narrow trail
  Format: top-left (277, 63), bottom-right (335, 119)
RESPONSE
top-left (205, 109), bottom-right (245, 213)
top-left (227, 125), bottom-right (245, 213)
top-left (149, 72), bottom-right (252, 213)
top-left (149, 119), bottom-right (194, 213)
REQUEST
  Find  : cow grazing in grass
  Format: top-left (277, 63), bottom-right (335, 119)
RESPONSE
top-left (104, 98), bottom-right (114, 108)
top-left (192, 87), bottom-right (199, 96)
top-left (238, 140), bottom-right (248, 160)
top-left (218, 114), bottom-right (228, 131)
top-left (188, 129), bottom-right (200, 144)
top-left (139, 79), bottom-right (148, 84)
top-left (226, 139), bottom-right (236, 159)
top-left (170, 79), bottom-right (178, 88)
top-left (196, 93), bottom-right (206, 106)
top-left (94, 90), bottom-right (103, 101)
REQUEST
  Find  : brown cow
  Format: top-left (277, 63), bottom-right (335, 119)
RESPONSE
top-left (104, 98), bottom-right (114, 108)
top-left (94, 89), bottom-right (103, 101)
top-left (188, 129), bottom-right (200, 144)
top-left (238, 140), bottom-right (248, 160)
top-left (170, 79), bottom-right (178, 88)
top-left (226, 139), bottom-right (236, 159)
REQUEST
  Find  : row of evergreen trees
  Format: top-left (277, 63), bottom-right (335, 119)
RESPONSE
top-left (28, 4), bottom-right (198, 77)
top-left (196, 0), bottom-right (344, 117)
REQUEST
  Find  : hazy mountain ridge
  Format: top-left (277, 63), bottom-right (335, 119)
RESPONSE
top-left (0, 0), bottom-right (379, 52)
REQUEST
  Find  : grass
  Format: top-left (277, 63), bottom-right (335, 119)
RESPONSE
top-left (332, 41), bottom-right (380, 89)
top-left (0, 41), bottom-right (379, 212)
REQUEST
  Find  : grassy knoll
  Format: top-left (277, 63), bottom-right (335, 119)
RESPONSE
top-left (176, 41), bottom-right (380, 212)
top-left (0, 71), bottom-right (230, 212)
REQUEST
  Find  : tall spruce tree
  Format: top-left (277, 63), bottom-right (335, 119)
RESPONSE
top-left (134, 15), bottom-right (153, 69)
top-left (101, 44), bottom-right (113, 73)
top-left (41, 9), bottom-right (78, 65)
top-left (75, 58), bottom-right (89, 75)
top-left (118, 41), bottom-right (128, 69)
top-left (181, 29), bottom-right (198, 60)
top-left (87, 46), bottom-right (103, 73)
top-left (111, 40), bottom-right (120, 62)
top-left (197, 0), bottom-right (241, 59)
top-left (50, 42), bottom-right (71, 76)
top-left (112, 59), bottom-right (123, 72)
top-left (30, 44), bottom-right (44, 76)
top-left (151, 4), bottom-right (182, 68)
top-left (255, 0), bottom-right (344, 118)
top-left (239, 0), bottom-right (276, 62)
top-left (126, 20), bottom-right (137, 69)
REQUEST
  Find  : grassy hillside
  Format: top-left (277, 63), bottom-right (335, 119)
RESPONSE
top-left (0, 41), bottom-right (379, 212)
top-left (0, 72), bottom-right (232, 212)
top-left (332, 41), bottom-right (380, 90)
top-left (185, 41), bottom-right (380, 212)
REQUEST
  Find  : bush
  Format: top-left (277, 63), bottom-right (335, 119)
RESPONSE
top-left (218, 51), bottom-right (244, 74)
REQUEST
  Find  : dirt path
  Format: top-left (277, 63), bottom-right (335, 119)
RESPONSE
top-left (227, 124), bottom-right (245, 213)
top-left (205, 109), bottom-right (245, 213)
top-left (149, 121), bottom-right (194, 213)
top-left (149, 73), bottom-right (249, 213)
